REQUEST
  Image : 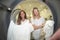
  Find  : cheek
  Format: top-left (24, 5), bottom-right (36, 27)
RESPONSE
top-left (34, 12), bottom-right (38, 15)
top-left (21, 14), bottom-right (25, 17)
top-left (34, 12), bottom-right (36, 14)
top-left (22, 14), bottom-right (25, 17)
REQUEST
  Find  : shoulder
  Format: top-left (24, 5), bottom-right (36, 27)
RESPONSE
top-left (25, 19), bottom-right (30, 23)
top-left (40, 16), bottom-right (45, 19)
top-left (39, 17), bottom-right (45, 22)
top-left (31, 17), bottom-right (34, 20)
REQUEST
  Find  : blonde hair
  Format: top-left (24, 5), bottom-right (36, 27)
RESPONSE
top-left (32, 7), bottom-right (40, 19)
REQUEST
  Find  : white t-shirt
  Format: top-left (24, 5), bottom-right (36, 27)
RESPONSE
top-left (7, 20), bottom-right (34, 40)
top-left (43, 20), bottom-right (54, 38)
top-left (31, 17), bottom-right (45, 39)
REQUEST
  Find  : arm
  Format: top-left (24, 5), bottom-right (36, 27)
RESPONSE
top-left (38, 23), bottom-right (45, 28)
top-left (31, 22), bottom-right (45, 30)
top-left (38, 17), bottom-right (46, 28)
top-left (50, 28), bottom-right (60, 40)
top-left (32, 24), bottom-right (43, 30)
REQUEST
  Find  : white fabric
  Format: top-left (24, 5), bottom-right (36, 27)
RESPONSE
top-left (31, 17), bottom-right (45, 40)
top-left (43, 20), bottom-right (54, 40)
top-left (7, 20), bottom-right (14, 40)
top-left (7, 20), bottom-right (34, 40)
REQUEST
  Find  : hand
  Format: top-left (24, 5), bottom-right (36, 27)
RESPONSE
top-left (32, 24), bottom-right (40, 30)
top-left (39, 23), bottom-right (45, 28)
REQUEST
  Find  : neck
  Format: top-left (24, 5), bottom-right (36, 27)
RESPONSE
top-left (22, 18), bottom-right (25, 21)
top-left (35, 15), bottom-right (40, 19)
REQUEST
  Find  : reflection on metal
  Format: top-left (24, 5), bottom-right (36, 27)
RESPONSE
top-left (11, 9), bottom-right (21, 23)
top-left (0, 2), bottom-right (8, 10)
top-left (11, 0), bottom-right (53, 23)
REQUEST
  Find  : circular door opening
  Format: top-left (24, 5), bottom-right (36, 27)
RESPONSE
top-left (10, 0), bottom-right (55, 40)
top-left (11, 0), bottom-right (54, 23)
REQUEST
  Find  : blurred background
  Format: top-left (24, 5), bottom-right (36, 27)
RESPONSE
top-left (0, 0), bottom-right (60, 40)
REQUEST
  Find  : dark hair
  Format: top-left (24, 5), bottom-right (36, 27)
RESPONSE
top-left (17, 10), bottom-right (27, 25)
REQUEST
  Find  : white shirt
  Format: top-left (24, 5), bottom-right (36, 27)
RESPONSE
top-left (7, 20), bottom-right (34, 40)
top-left (31, 17), bottom-right (45, 39)
top-left (43, 20), bottom-right (54, 38)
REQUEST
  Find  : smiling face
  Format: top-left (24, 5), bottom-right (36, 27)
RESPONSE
top-left (19, 10), bottom-right (27, 20)
top-left (17, 10), bottom-right (27, 24)
top-left (33, 7), bottom-right (40, 17)
top-left (33, 9), bottom-right (39, 16)
top-left (20, 11), bottom-right (25, 19)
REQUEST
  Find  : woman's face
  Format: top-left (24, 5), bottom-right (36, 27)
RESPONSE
top-left (20, 11), bottom-right (25, 19)
top-left (33, 9), bottom-right (39, 16)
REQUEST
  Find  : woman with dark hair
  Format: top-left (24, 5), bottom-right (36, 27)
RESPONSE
top-left (17, 10), bottom-right (27, 25)
top-left (7, 10), bottom-right (41, 40)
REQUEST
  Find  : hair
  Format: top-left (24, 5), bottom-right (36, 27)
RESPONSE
top-left (17, 10), bottom-right (27, 25)
top-left (32, 7), bottom-right (40, 18)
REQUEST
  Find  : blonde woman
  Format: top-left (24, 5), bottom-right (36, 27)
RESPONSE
top-left (31, 7), bottom-right (45, 40)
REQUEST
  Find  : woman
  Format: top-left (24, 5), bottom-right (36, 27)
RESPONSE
top-left (7, 10), bottom-right (40, 40)
top-left (31, 7), bottom-right (45, 40)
